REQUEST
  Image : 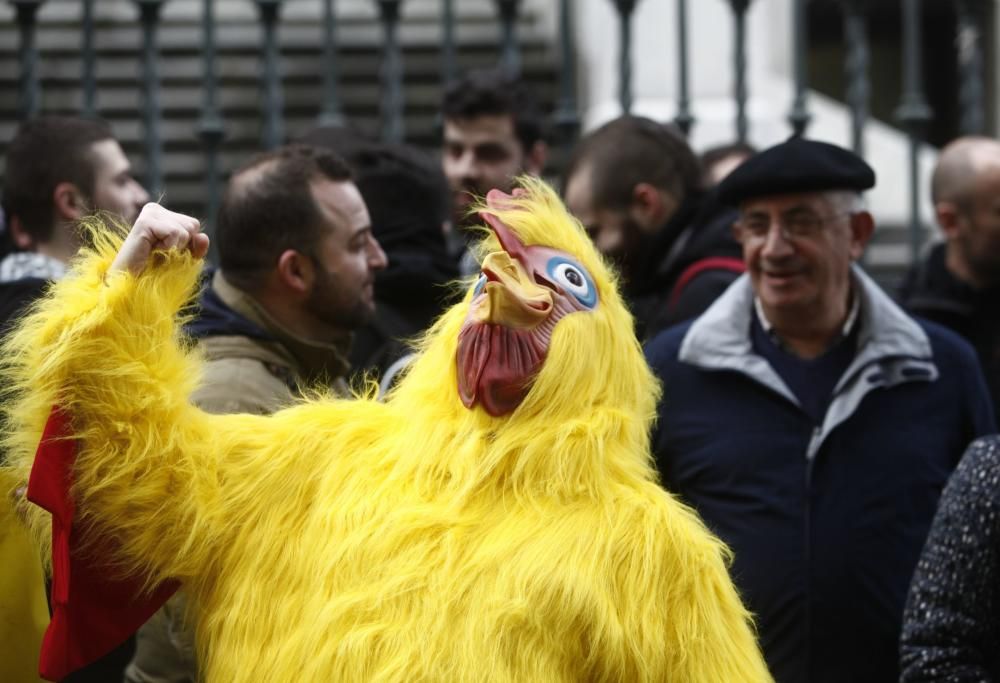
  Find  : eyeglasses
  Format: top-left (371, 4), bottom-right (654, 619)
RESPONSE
top-left (734, 211), bottom-right (851, 243)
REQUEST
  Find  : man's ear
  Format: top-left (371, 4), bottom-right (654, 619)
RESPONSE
top-left (523, 140), bottom-right (548, 176)
top-left (8, 216), bottom-right (34, 250)
top-left (848, 211), bottom-right (876, 260)
top-left (629, 183), bottom-right (676, 233)
top-left (935, 201), bottom-right (962, 241)
top-left (52, 181), bottom-right (87, 222)
top-left (275, 249), bottom-right (315, 297)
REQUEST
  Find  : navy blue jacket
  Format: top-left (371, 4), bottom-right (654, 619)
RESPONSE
top-left (645, 270), bottom-right (995, 683)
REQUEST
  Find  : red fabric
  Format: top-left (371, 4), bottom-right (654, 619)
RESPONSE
top-left (27, 405), bottom-right (179, 682)
top-left (668, 257), bottom-right (746, 309)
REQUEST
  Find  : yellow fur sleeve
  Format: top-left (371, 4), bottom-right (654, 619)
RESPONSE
top-left (600, 491), bottom-right (773, 682)
top-left (656, 502), bottom-right (773, 681)
top-left (0, 237), bottom-right (304, 586)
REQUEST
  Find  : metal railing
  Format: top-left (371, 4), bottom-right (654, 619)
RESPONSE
top-left (5, 0), bottom-right (992, 264)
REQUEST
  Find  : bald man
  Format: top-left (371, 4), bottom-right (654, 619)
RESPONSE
top-left (902, 136), bottom-right (1000, 422)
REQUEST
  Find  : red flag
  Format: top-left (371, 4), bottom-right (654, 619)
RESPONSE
top-left (27, 406), bottom-right (178, 681)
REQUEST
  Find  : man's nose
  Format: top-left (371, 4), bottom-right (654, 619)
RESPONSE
top-left (134, 181), bottom-right (151, 207)
top-left (368, 235), bottom-right (388, 271)
top-left (454, 150), bottom-right (479, 180)
top-left (761, 222), bottom-right (795, 258)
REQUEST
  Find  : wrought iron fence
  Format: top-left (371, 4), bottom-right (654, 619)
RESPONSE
top-left (4, 0), bottom-right (994, 264)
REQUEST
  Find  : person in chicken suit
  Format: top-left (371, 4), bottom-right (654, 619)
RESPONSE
top-left (3, 179), bottom-right (772, 682)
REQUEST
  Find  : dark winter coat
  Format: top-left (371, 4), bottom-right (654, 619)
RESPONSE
top-left (902, 242), bottom-right (1000, 427)
top-left (644, 268), bottom-right (995, 683)
top-left (626, 191), bottom-right (744, 340)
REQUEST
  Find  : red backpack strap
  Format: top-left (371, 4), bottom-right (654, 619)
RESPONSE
top-left (668, 256), bottom-right (746, 309)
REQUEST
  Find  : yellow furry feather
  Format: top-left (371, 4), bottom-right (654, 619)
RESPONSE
top-left (2, 180), bottom-right (772, 681)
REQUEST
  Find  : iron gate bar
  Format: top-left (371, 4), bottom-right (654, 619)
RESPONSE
top-left (256, 0), bottom-right (285, 150)
top-left (82, 0), bottom-right (96, 116)
top-left (197, 0), bottom-right (225, 235)
top-left (612, 0), bottom-right (638, 115)
top-left (376, 0), bottom-right (405, 143)
top-left (729, 0), bottom-right (752, 144)
top-left (12, 0), bottom-right (44, 121)
top-left (841, 0), bottom-right (870, 158)
top-left (441, 0), bottom-right (456, 86)
top-left (553, 0), bottom-right (580, 143)
top-left (674, 0), bottom-right (694, 136)
top-left (318, 0), bottom-right (347, 127)
top-left (495, 0), bottom-right (522, 76)
top-left (787, 0), bottom-right (811, 136)
top-left (135, 0), bottom-right (164, 197)
top-left (895, 0), bottom-right (932, 262)
top-left (955, 0), bottom-right (986, 135)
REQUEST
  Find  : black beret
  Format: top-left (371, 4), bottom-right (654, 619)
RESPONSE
top-left (716, 136), bottom-right (875, 206)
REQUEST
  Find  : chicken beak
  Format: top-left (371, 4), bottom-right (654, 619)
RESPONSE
top-left (473, 251), bottom-right (552, 328)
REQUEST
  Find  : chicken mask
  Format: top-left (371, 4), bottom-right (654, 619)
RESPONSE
top-left (457, 189), bottom-right (600, 416)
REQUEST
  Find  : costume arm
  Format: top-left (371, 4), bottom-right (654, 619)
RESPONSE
top-left (2, 233), bottom-right (287, 584)
top-left (609, 495), bottom-right (773, 683)
top-left (900, 437), bottom-right (1000, 682)
top-left (660, 503), bottom-right (773, 682)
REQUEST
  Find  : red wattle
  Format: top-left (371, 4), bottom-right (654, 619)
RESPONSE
top-left (456, 323), bottom-right (546, 416)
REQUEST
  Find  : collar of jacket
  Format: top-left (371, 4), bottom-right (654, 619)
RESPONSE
top-left (678, 264), bottom-right (937, 460)
top-left (211, 270), bottom-right (352, 388)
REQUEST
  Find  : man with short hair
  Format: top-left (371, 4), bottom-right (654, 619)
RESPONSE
top-left (0, 116), bottom-right (149, 326)
top-left (563, 116), bottom-right (744, 339)
top-left (901, 136), bottom-right (1000, 424)
top-left (441, 69), bottom-right (547, 273)
top-left (295, 128), bottom-right (459, 384)
top-left (341, 142), bottom-right (458, 384)
top-left (645, 137), bottom-right (995, 683)
top-left (125, 144), bottom-right (387, 681)
top-left (0, 115), bottom-right (149, 683)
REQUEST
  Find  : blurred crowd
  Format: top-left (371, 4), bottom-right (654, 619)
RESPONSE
top-left (3, 67), bottom-right (1000, 683)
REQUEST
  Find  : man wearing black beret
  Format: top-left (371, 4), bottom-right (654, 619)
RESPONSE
top-left (644, 137), bottom-right (995, 683)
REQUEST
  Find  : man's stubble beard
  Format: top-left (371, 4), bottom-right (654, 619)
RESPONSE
top-left (306, 264), bottom-right (376, 334)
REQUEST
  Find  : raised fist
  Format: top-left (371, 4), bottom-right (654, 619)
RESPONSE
top-left (110, 203), bottom-right (209, 275)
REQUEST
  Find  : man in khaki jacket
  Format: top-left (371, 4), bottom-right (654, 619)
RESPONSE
top-left (124, 144), bottom-right (386, 682)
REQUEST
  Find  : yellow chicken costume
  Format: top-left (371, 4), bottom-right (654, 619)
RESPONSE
top-left (0, 471), bottom-right (48, 683)
top-left (3, 179), bottom-right (772, 682)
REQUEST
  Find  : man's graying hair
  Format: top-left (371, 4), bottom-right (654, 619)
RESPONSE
top-left (827, 191), bottom-right (867, 215)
